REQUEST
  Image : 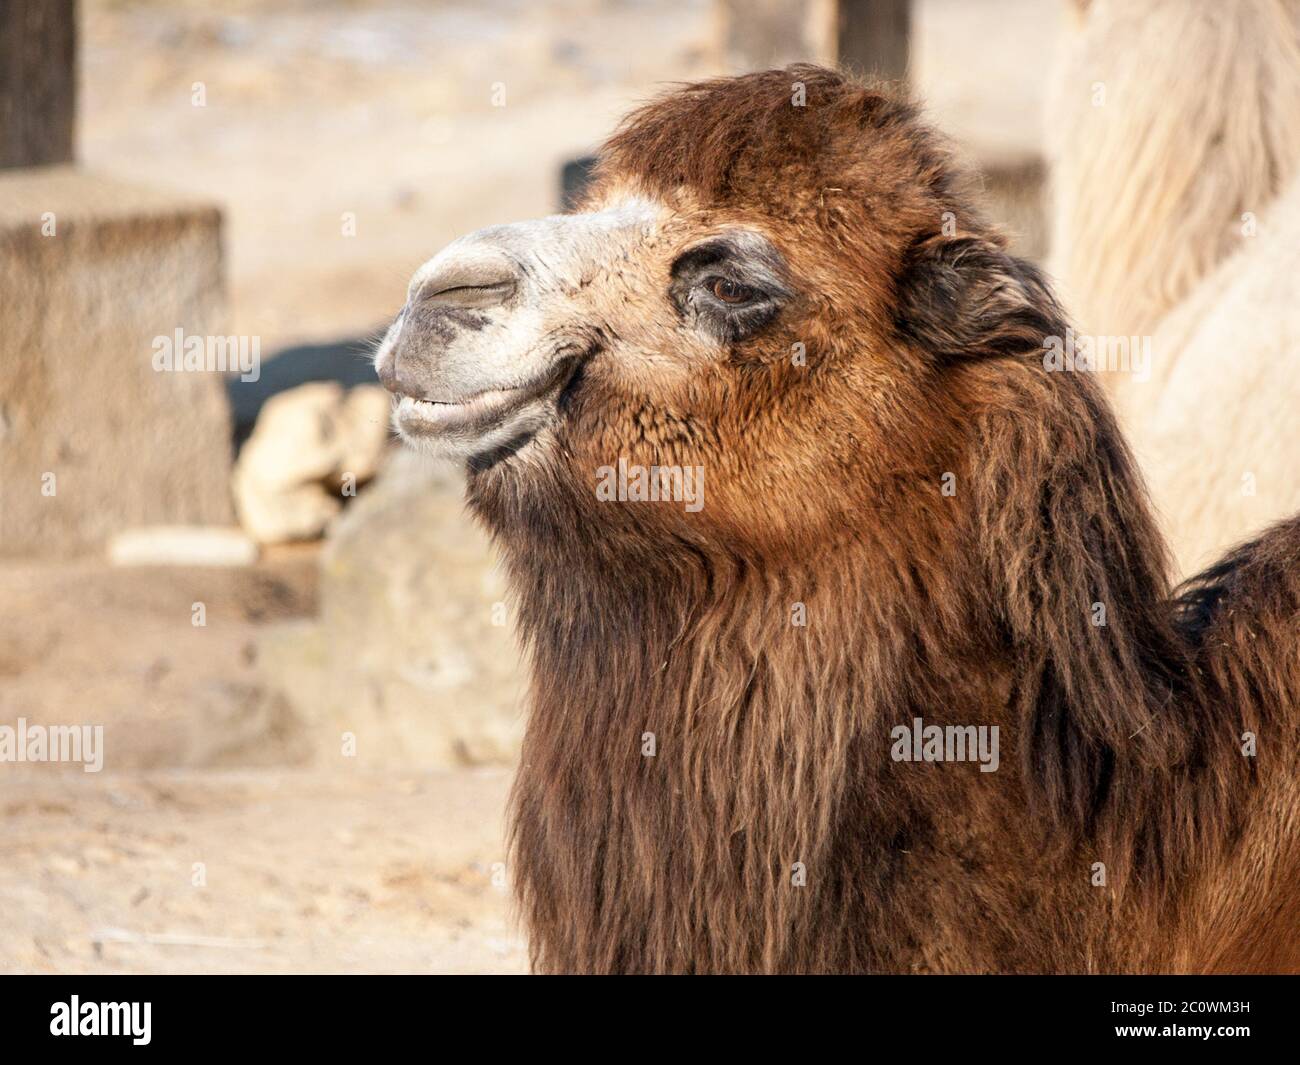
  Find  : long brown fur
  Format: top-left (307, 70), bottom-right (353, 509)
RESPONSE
top-left (465, 67), bottom-right (1300, 973)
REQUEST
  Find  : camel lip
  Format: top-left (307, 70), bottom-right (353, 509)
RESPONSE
top-left (398, 386), bottom-right (515, 407)
top-left (392, 350), bottom-right (588, 443)
top-left (392, 381), bottom-right (542, 437)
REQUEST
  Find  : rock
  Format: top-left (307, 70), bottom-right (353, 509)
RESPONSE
top-left (255, 450), bottom-right (526, 768)
top-left (107, 525), bottom-right (259, 567)
top-left (335, 385), bottom-right (392, 484)
top-left (235, 477), bottom-right (341, 546)
top-left (237, 381), bottom-right (344, 492)
top-left (0, 167), bottom-right (234, 557)
top-left (232, 381), bottom-right (392, 543)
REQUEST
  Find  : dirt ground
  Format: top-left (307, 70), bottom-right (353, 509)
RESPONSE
top-left (1, 767), bottom-right (522, 974)
top-left (0, 554), bottom-right (525, 974)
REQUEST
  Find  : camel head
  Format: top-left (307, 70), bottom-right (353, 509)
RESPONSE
top-left (377, 66), bottom-right (1070, 562)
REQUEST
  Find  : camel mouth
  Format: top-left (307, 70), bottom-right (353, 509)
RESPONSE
top-left (393, 386), bottom-right (534, 437)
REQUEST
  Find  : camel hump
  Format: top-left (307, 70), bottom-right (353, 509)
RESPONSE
top-left (1175, 513), bottom-right (1300, 730)
top-left (1169, 515), bottom-right (1300, 972)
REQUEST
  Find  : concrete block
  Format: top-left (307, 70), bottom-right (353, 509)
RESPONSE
top-left (0, 166), bottom-right (234, 556)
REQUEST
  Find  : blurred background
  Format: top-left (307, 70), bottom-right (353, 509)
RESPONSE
top-left (0, 0), bottom-right (1184, 973)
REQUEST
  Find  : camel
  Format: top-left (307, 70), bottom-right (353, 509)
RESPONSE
top-left (375, 66), bottom-right (1300, 974)
top-left (1047, 0), bottom-right (1300, 576)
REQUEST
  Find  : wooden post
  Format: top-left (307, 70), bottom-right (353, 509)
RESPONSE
top-left (0, 0), bottom-right (77, 169)
top-left (715, 1), bottom-right (910, 80)
top-left (836, 0), bottom-right (910, 81)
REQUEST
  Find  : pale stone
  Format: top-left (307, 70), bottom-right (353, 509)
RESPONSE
top-left (232, 381), bottom-right (392, 543)
top-left (236, 381), bottom-right (345, 494)
top-left (335, 384), bottom-right (392, 484)
top-left (107, 525), bottom-right (259, 567)
top-left (233, 475), bottom-right (342, 545)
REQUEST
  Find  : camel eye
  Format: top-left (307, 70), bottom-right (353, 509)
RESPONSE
top-left (710, 277), bottom-right (755, 304)
top-left (668, 233), bottom-right (791, 342)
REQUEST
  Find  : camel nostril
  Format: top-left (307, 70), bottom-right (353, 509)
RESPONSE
top-left (415, 257), bottom-right (520, 310)
top-left (423, 280), bottom-right (516, 308)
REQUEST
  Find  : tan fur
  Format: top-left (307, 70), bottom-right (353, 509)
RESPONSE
top-left (1047, 0), bottom-right (1300, 339)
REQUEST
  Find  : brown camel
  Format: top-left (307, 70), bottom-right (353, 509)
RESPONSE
top-left (374, 67), bottom-right (1300, 974)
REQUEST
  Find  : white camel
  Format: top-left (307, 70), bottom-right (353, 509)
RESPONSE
top-left (1046, 0), bottom-right (1300, 576)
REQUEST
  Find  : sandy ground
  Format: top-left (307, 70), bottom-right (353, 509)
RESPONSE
top-left (0, 555), bottom-right (524, 974)
top-left (0, 553), bottom-right (319, 771)
top-left (1, 767), bottom-right (522, 974)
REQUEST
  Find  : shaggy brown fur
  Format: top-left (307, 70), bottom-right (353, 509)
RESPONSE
top-left (464, 67), bottom-right (1300, 973)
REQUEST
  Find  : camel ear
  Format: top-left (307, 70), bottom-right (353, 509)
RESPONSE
top-left (894, 234), bottom-right (1064, 364)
